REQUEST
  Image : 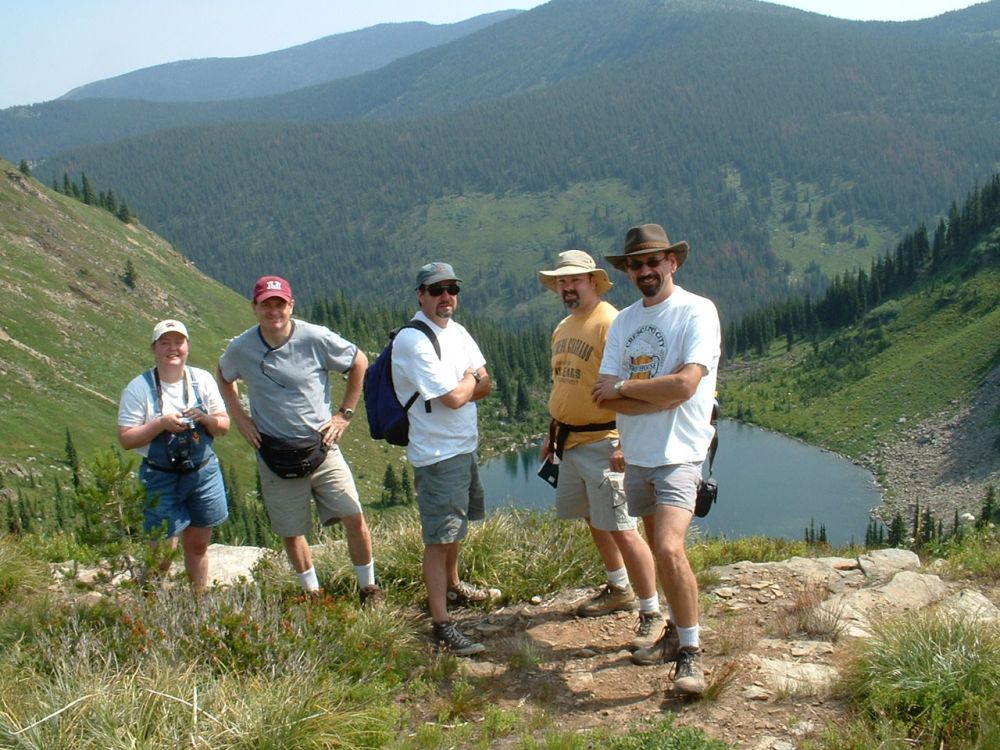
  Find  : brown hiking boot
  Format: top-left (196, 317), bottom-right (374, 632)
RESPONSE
top-left (446, 580), bottom-right (502, 607)
top-left (631, 620), bottom-right (680, 665)
top-left (575, 583), bottom-right (637, 617)
top-left (359, 584), bottom-right (385, 608)
top-left (630, 610), bottom-right (667, 651)
top-left (672, 646), bottom-right (706, 695)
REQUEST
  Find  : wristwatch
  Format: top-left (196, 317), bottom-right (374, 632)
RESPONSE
top-left (613, 380), bottom-right (625, 396)
top-left (338, 407), bottom-right (354, 420)
top-left (471, 370), bottom-right (482, 383)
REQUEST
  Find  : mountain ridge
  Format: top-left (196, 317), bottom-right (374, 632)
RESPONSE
top-left (58, 11), bottom-right (521, 104)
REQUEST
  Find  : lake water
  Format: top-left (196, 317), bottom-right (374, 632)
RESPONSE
top-left (479, 420), bottom-right (882, 546)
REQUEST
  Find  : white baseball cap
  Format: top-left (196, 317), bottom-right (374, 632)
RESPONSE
top-left (151, 319), bottom-right (189, 343)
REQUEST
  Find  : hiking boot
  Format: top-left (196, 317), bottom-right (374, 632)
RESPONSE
top-left (447, 581), bottom-right (501, 607)
top-left (672, 646), bottom-right (706, 696)
top-left (631, 609), bottom-right (667, 651)
top-left (433, 621), bottom-right (485, 656)
top-left (359, 584), bottom-right (385, 608)
top-left (575, 583), bottom-right (637, 617)
top-left (631, 620), bottom-right (680, 665)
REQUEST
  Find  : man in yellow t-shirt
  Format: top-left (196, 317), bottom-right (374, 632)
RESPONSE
top-left (538, 250), bottom-right (663, 652)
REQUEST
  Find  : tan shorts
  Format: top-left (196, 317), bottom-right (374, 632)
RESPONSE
top-left (555, 438), bottom-right (637, 532)
top-left (257, 443), bottom-right (363, 537)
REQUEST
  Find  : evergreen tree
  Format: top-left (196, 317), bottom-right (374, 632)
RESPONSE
top-left (81, 172), bottom-right (97, 205)
top-left (64, 427), bottom-right (80, 490)
top-left (18, 159), bottom-right (31, 177)
top-left (123, 258), bottom-right (138, 289)
top-left (118, 201), bottom-right (135, 223)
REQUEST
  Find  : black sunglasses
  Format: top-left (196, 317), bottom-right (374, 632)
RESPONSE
top-left (626, 254), bottom-right (667, 271)
top-left (424, 283), bottom-right (461, 297)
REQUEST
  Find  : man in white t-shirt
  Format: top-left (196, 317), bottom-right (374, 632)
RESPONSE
top-left (391, 262), bottom-right (497, 656)
top-left (592, 224), bottom-right (721, 696)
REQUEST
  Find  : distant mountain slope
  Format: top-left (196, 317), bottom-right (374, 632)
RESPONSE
top-left (59, 12), bottom-right (520, 104)
top-left (0, 161), bottom-right (251, 472)
top-left (8, 0), bottom-right (1000, 161)
top-left (34, 0), bottom-right (1000, 324)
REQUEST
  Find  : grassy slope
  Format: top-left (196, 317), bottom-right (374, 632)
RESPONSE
top-left (719, 229), bottom-right (1000, 458)
top-left (0, 162), bottom-right (395, 499)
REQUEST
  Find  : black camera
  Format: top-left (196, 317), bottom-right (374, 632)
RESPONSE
top-left (167, 431), bottom-right (196, 474)
top-left (694, 478), bottom-right (718, 518)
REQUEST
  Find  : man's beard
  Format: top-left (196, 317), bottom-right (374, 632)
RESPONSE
top-left (637, 274), bottom-right (663, 297)
top-left (561, 292), bottom-right (580, 309)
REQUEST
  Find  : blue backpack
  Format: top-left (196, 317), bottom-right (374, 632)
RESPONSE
top-left (363, 320), bottom-right (440, 446)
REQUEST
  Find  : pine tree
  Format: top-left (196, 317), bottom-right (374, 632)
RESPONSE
top-left (81, 172), bottom-right (96, 205)
top-left (65, 428), bottom-right (80, 490)
top-left (18, 159), bottom-right (31, 177)
top-left (123, 258), bottom-right (138, 289)
top-left (118, 201), bottom-right (135, 224)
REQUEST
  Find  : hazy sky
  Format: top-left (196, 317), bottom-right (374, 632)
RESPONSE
top-left (0, 1), bottom-right (986, 109)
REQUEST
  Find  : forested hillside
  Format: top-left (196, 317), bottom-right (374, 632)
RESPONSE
top-left (720, 174), bottom-right (1000, 459)
top-left (23, 0), bottom-right (1000, 326)
top-left (59, 12), bottom-right (519, 104)
top-left (0, 161), bottom-right (553, 534)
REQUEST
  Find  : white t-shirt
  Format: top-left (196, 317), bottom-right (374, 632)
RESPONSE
top-left (390, 311), bottom-right (486, 468)
top-left (117, 365), bottom-right (227, 457)
top-left (599, 286), bottom-right (720, 468)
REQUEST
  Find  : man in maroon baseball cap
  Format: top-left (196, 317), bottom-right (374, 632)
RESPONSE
top-left (252, 275), bottom-right (293, 304)
top-left (217, 274), bottom-right (381, 605)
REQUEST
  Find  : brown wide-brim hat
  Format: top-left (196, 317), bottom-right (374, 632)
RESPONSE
top-left (605, 223), bottom-right (689, 271)
top-left (538, 249), bottom-right (613, 294)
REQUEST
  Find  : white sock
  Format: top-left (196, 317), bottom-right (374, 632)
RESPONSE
top-left (677, 624), bottom-right (700, 650)
top-left (355, 561), bottom-right (376, 589)
top-left (297, 566), bottom-right (320, 592)
top-left (638, 594), bottom-right (661, 614)
top-left (606, 567), bottom-right (629, 588)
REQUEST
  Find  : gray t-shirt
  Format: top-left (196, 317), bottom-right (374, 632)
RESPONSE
top-left (218, 319), bottom-right (357, 439)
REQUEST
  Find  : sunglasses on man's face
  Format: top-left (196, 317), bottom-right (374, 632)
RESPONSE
top-left (627, 254), bottom-right (668, 271)
top-left (425, 283), bottom-right (461, 297)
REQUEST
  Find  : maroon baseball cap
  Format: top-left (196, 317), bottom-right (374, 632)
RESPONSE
top-left (253, 275), bottom-right (293, 303)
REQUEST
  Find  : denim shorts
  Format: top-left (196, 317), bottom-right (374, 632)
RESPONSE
top-left (257, 444), bottom-right (362, 537)
top-left (555, 439), bottom-right (637, 532)
top-left (140, 454), bottom-right (228, 537)
top-left (413, 452), bottom-right (485, 545)
top-left (623, 462), bottom-right (703, 518)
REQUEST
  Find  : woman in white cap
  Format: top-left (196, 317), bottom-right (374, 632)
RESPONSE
top-left (118, 319), bottom-right (230, 591)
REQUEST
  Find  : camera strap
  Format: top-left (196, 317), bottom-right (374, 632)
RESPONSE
top-left (704, 399), bottom-right (719, 477)
top-left (147, 367), bottom-right (195, 417)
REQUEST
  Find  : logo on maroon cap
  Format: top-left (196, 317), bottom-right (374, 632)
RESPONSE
top-left (253, 275), bottom-right (293, 303)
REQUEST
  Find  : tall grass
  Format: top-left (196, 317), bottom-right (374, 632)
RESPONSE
top-left (841, 612), bottom-right (1000, 749)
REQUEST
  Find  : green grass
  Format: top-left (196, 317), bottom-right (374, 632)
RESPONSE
top-left (840, 612), bottom-right (1000, 749)
top-left (720, 263), bottom-right (1000, 457)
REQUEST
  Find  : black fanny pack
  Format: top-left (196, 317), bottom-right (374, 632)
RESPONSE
top-left (258, 432), bottom-right (328, 479)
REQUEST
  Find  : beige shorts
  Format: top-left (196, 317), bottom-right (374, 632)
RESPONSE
top-left (555, 439), bottom-right (636, 532)
top-left (257, 443), bottom-right (363, 537)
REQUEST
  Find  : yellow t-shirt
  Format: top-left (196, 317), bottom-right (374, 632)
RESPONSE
top-left (548, 300), bottom-right (620, 452)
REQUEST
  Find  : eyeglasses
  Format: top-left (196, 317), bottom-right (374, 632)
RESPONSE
top-left (424, 283), bottom-right (461, 297)
top-left (260, 349), bottom-right (286, 388)
top-left (627, 255), bottom-right (667, 271)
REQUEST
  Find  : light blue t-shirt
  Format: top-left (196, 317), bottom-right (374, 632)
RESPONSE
top-left (218, 319), bottom-right (357, 440)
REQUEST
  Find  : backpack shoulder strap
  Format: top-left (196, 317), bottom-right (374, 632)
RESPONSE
top-left (392, 320), bottom-right (441, 414)
top-left (400, 319), bottom-right (441, 359)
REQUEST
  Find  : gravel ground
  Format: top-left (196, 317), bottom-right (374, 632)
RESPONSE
top-left (863, 363), bottom-right (1000, 526)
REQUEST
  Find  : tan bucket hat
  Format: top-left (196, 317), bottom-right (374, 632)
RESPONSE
top-left (605, 223), bottom-right (689, 271)
top-left (538, 250), bottom-right (613, 294)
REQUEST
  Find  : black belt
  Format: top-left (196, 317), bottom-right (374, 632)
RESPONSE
top-left (549, 419), bottom-right (616, 460)
top-left (142, 457), bottom-right (211, 475)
